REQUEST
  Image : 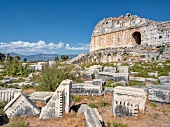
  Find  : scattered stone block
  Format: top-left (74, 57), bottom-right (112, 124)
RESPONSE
top-left (148, 85), bottom-right (170, 103)
top-left (0, 88), bottom-right (22, 102)
top-left (158, 76), bottom-right (170, 85)
top-left (4, 92), bottom-right (40, 119)
top-left (103, 66), bottom-right (116, 73)
top-left (72, 80), bottom-right (103, 96)
top-left (104, 87), bottom-right (114, 95)
top-left (82, 72), bottom-right (94, 81)
top-left (29, 92), bottom-right (54, 103)
top-left (148, 72), bottom-right (158, 77)
top-left (97, 72), bottom-right (129, 83)
top-left (78, 104), bottom-right (104, 127)
top-left (39, 79), bottom-right (72, 119)
top-left (112, 86), bottom-right (147, 117)
top-left (117, 66), bottom-right (129, 73)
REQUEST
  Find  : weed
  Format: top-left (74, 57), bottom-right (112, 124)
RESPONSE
top-left (150, 102), bottom-right (157, 107)
top-left (89, 103), bottom-right (98, 108)
top-left (4, 120), bottom-right (30, 127)
top-left (72, 95), bottom-right (82, 103)
top-left (112, 121), bottom-right (129, 127)
top-left (128, 80), bottom-right (145, 86)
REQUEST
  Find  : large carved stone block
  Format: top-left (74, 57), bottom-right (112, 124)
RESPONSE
top-left (78, 104), bottom-right (104, 127)
top-left (158, 76), bottom-right (170, 85)
top-left (148, 85), bottom-right (170, 103)
top-left (0, 88), bottom-right (22, 102)
top-left (39, 79), bottom-right (72, 119)
top-left (112, 86), bottom-right (147, 117)
top-left (4, 93), bottom-right (40, 119)
top-left (29, 92), bottom-right (54, 103)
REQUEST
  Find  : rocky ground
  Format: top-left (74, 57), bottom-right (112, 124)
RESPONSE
top-left (1, 90), bottom-right (170, 127)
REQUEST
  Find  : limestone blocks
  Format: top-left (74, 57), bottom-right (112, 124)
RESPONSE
top-left (0, 88), bottom-right (22, 102)
top-left (72, 79), bottom-right (103, 96)
top-left (78, 104), bottom-right (104, 127)
top-left (39, 79), bottom-right (72, 119)
top-left (148, 85), bottom-right (170, 103)
top-left (29, 92), bottom-right (54, 103)
top-left (4, 92), bottom-right (40, 119)
top-left (158, 76), bottom-right (170, 85)
top-left (112, 86), bottom-right (147, 117)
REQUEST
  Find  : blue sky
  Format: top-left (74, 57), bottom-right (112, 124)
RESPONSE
top-left (0, 0), bottom-right (170, 55)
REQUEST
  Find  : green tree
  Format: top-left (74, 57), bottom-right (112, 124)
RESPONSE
top-left (34, 65), bottom-right (74, 91)
top-left (7, 53), bottom-right (13, 62)
top-left (158, 47), bottom-right (165, 54)
top-left (54, 56), bottom-right (59, 61)
top-left (14, 55), bottom-right (20, 61)
top-left (23, 58), bottom-right (27, 62)
top-left (0, 52), bottom-right (6, 62)
top-left (61, 55), bottom-right (69, 61)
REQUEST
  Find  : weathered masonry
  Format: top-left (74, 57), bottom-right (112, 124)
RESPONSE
top-left (90, 13), bottom-right (170, 52)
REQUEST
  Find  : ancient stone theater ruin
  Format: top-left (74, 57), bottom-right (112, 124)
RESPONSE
top-left (90, 13), bottom-right (170, 52)
top-left (66, 13), bottom-right (170, 64)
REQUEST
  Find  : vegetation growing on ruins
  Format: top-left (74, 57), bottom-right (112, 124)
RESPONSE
top-left (33, 65), bottom-right (75, 91)
top-left (4, 119), bottom-right (30, 127)
top-left (128, 80), bottom-right (145, 86)
top-left (107, 120), bottom-right (129, 127)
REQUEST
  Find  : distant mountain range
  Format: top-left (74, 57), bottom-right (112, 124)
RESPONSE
top-left (8, 53), bottom-right (78, 62)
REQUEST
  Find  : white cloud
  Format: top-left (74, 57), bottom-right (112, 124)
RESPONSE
top-left (0, 40), bottom-right (65, 55)
top-left (0, 40), bottom-right (89, 55)
top-left (65, 43), bottom-right (90, 50)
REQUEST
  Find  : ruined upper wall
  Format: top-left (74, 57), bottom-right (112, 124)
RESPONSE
top-left (92, 13), bottom-right (154, 37)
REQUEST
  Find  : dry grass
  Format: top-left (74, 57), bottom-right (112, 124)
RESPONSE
top-left (3, 93), bottom-right (170, 127)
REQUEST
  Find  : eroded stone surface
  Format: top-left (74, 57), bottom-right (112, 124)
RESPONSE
top-left (0, 88), bottom-right (22, 102)
top-left (78, 104), bottom-right (103, 127)
top-left (39, 79), bottom-right (72, 119)
top-left (29, 92), bottom-right (54, 103)
top-left (148, 85), bottom-right (170, 103)
top-left (158, 76), bottom-right (170, 85)
top-left (112, 86), bottom-right (147, 117)
top-left (4, 93), bottom-right (40, 118)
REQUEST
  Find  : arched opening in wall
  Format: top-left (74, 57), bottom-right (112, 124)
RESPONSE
top-left (132, 32), bottom-right (141, 45)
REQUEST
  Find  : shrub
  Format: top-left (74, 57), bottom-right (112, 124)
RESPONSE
top-left (150, 102), bottom-right (157, 107)
top-left (33, 65), bottom-right (74, 91)
top-left (5, 120), bottom-right (29, 127)
top-left (22, 85), bottom-right (34, 89)
top-left (128, 80), bottom-right (145, 86)
top-left (89, 103), bottom-right (98, 108)
top-left (72, 95), bottom-right (82, 103)
top-left (0, 102), bottom-right (6, 115)
top-left (112, 121), bottom-right (128, 127)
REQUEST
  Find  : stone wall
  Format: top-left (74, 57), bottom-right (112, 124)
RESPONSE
top-left (90, 13), bottom-right (170, 52)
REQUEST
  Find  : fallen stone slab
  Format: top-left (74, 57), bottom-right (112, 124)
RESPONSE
top-left (117, 66), bottom-right (129, 73)
top-left (0, 88), bottom-right (22, 102)
top-left (148, 85), bottom-right (170, 103)
top-left (78, 104), bottom-right (104, 127)
top-left (97, 72), bottom-right (129, 83)
top-left (104, 87), bottom-right (114, 95)
top-left (29, 92), bottom-right (54, 103)
top-left (112, 86), bottom-right (147, 117)
top-left (158, 76), bottom-right (170, 85)
top-left (4, 92), bottom-right (40, 119)
top-left (39, 79), bottom-right (72, 119)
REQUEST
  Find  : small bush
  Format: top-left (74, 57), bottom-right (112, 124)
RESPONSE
top-left (22, 85), bottom-right (34, 89)
top-left (0, 102), bottom-right (6, 115)
top-left (150, 102), bottom-right (157, 107)
top-left (105, 80), bottom-right (114, 87)
top-left (128, 80), bottom-right (145, 86)
top-left (5, 120), bottom-right (29, 127)
top-left (112, 121), bottom-right (128, 127)
top-left (98, 100), bottom-right (109, 107)
top-left (72, 95), bottom-right (82, 103)
top-left (89, 103), bottom-right (98, 108)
